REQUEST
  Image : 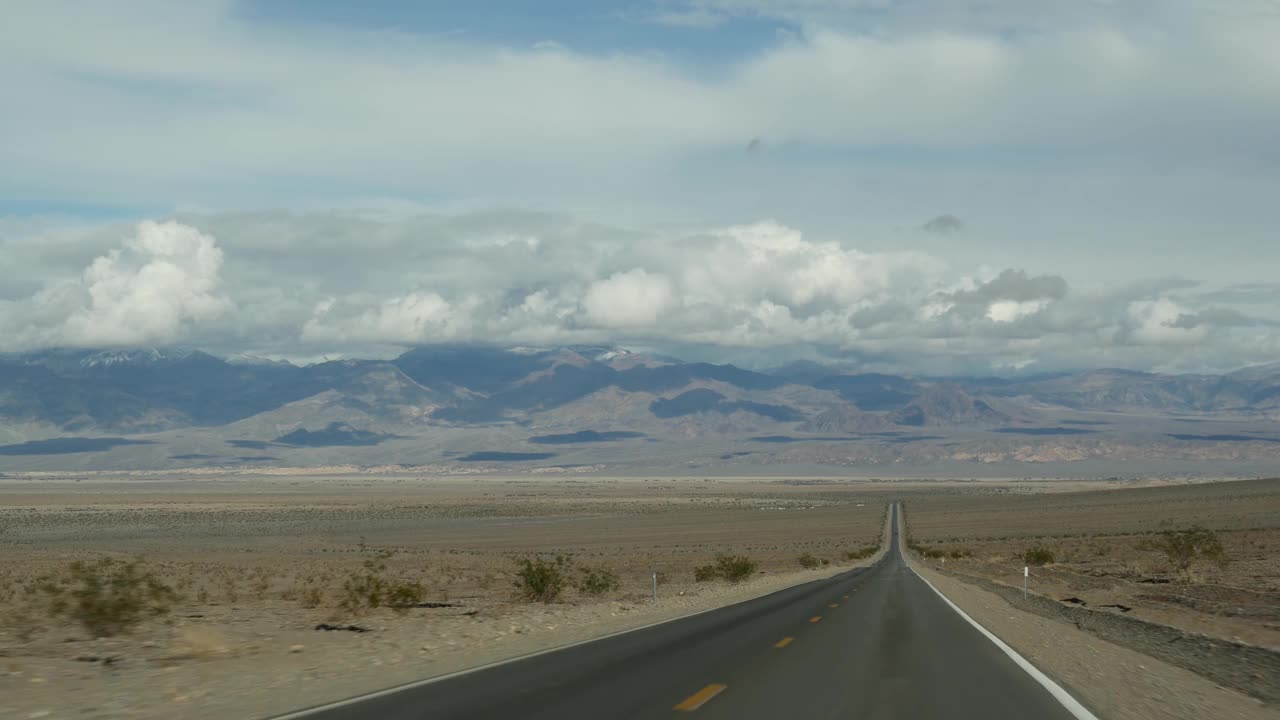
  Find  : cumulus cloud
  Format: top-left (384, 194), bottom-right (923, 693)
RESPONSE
top-left (925, 268), bottom-right (1067, 326)
top-left (1126, 298), bottom-right (1207, 345)
top-left (986, 299), bottom-right (1048, 323)
top-left (2, 210), bottom-right (1278, 374)
top-left (583, 269), bottom-right (676, 328)
top-left (0, 221), bottom-right (229, 350)
top-left (301, 292), bottom-right (470, 345)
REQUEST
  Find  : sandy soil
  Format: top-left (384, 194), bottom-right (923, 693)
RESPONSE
top-left (904, 477), bottom-right (1280, 649)
top-left (3, 474), bottom-right (1272, 719)
top-left (1, 477), bottom-right (893, 719)
top-left (3, 559), bottom-right (889, 720)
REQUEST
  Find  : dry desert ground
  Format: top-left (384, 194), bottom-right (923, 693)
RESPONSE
top-left (0, 473), bottom-right (1276, 719)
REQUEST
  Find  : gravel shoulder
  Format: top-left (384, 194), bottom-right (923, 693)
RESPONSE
top-left (908, 559), bottom-right (1275, 720)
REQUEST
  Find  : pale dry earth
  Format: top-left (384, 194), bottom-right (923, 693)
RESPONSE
top-left (2, 475), bottom-right (1275, 719)
top-left (904, 478), bottom-right (1280, 649)
top-left (1, 476), bottom-right (893, 720)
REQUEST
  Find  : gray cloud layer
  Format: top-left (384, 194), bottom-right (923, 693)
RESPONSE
top-left (2, 2), bottom-right (1278, 205)
top-left (2, 3), bottom-right (1277, 374)
top-left (2, 211), bottom-right (1276, 375)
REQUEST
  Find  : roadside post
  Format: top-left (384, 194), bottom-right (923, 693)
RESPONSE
top-left (1023, 566), bottom-right (1028, 600)
top-left (652, 572), bottom-right (657, 604)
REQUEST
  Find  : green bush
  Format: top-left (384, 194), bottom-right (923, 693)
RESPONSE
top-left (339, 551), bottom-right (425, 613)
top-left (797, 553), bottom-right (820, 569)
top-left (715, 554), bottom-right (757, 583)
top-left (39, 558), bottom-right (177, 637)
top-left (514, 555), bottom-right (572, 603)
top-left (694, 554), bottom-right (758, 583)
top-left (1024, 547), bottom-right (1055, 566)
top-left (909, 543), bottom-right (946, 560)
top-left (693, 564), bottom-right (719, 582)
top-left (843, 546), bottom-right (877, 561)
top-left (576, 566), bottom-right (620, 596)
top-left (1150, 526), bottom-right (1228, 579)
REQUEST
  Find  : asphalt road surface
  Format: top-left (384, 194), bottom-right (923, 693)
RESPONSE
top-left (278, 504), bottom-right (1089, 720)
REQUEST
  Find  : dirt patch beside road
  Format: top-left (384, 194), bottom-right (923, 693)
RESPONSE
top-left (904, 478), bottom-right (1280, 649)
top-left (910, 561), bottom-right (1273, 720)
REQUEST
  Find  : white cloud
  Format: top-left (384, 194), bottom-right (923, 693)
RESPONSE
top-left (986, 299), bottom-right (1047, 323)
top-left (2, 210), bottom-right (1278, 373)
top-left (583, 269), bottom-right (676, 328)
top-left (1127, 297), bottom-right (1208, 345)
top-left (301, 292), bottom-right (467, 345)
top-left (0, 220), bottom-right (229, 349)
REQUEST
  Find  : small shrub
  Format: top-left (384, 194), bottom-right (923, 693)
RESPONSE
top-left (39, 558), bottom-right (177, 637)
top-left (797, 553), bottom-right (820, 569)
top-left (1149, 526), bottom-right (1228, 580)
top-left (843, 546), bottom-right (877, 561)
top-left (576, 566), bottom-right (620, 596)
top-left (714, 555), bottom-right (757, 583)
top-left (909, 543), bottom-right (945, 560)
top-left (1024, 547), bottom-right (1055, 566)
top-left (514, 555), bottom-right (572, 603)
top-left (693, 554), bottom-right (758, 583)
top-left (339, 551), bottom-right (425, 613)
top-left (300, 587), bottom-right (324, 608)
top-left (693, 564), bottom-right (719, 582)
top-left (385, 580), bottom-right (427, 611)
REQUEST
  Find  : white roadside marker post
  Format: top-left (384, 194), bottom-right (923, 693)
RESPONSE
top-left (652, 572), bottom-right (657, 604)
top-left (1024, 566), bottom-right (1029, 601)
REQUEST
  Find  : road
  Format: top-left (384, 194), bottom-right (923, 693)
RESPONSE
top-left (278, 503), bottom-right (1091, 720)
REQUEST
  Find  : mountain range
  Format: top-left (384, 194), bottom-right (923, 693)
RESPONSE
top-left (1, 345), bottom-right (1278, 475)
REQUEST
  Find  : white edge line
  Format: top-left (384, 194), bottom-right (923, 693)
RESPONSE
top-left (269, 504), bottom-right (895, 720)
top-left (898, 507), bottom-right (1101, 720)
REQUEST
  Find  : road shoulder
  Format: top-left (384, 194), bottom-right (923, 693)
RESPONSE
top-left (909, 561), bottom-right (1273, 720)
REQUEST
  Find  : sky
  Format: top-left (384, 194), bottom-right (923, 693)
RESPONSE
top-left (1, 0), bottom-right (1279, 374)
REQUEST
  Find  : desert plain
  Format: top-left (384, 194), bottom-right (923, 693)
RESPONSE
top-left (0, 472), bottom-right (1277, 719)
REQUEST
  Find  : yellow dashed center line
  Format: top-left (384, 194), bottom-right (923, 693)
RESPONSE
top-left (674, 684), bottom-right (728, 712)
top-left (809, 615), bottom-right (823, 623)
top-left (842, 594), bottom-right (849, 600)
top-left (774, 636), bottom-right (794, 648)
top-left (828, 603), bottom-right (839, 608)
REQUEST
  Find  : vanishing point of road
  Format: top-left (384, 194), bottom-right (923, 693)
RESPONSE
top-left (276, 503), bottom-right (1095, 720)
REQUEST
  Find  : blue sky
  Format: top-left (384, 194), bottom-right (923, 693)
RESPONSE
top-left (237, 0), bottom-right (792, 63)
top-left (1, 1), bottom-right (1279, 371)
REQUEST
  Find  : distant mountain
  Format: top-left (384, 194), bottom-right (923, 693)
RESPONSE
top-left (888, 385), bottom-right (1012, 427)
top-left (3, 343), bottom-right (1280, 471)
top-left (799, 403), bottom-right (892, 433)
top-left (982, 369), bottom-right (1274, 413)
top-left (275, 422), bottom-right (397, 447)
top-left (813, 373), bottom-right (920, 411)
